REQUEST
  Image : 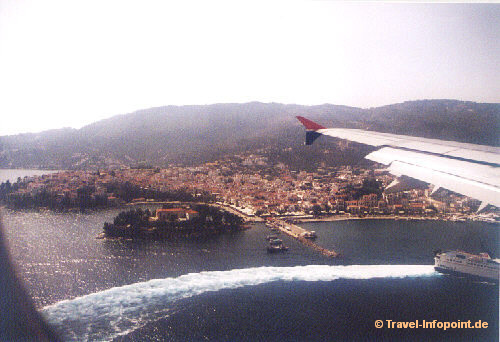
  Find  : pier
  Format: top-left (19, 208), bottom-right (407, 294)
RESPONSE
top-left (269, 219), bottom-right (339, 258)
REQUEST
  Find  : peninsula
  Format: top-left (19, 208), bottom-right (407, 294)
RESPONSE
top-left (101, 204), bottom-right (244, 239)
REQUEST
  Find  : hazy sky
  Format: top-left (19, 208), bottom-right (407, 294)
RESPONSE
top-left (0, 1), bottom-right (499, 135)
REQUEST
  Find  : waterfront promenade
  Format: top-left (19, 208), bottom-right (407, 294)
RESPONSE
top-left (212, 204), bottom-right (265, 222)
top-left (128, 201), bottom-right (263, 222)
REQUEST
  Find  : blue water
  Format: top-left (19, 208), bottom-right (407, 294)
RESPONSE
top-left (120, 278), bottom-right (497, 342)
top-left (2, 209), bottom-right (498, 341)
top-left (300, 219), bottom-right (499, 264)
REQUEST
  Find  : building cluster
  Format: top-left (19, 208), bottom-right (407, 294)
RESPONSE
top-left (5, 170), bottom-right (126, 207)
top-left (152, 208), bottom-right (199, 222)
top-left (4, 152), bottom-right (498, 221)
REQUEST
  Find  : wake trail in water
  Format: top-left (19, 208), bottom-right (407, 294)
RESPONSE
top-left (42, 264), bottom-right (437, 341)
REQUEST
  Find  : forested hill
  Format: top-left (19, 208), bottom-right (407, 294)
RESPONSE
top-left (0, 100), bottom-right (498, 170)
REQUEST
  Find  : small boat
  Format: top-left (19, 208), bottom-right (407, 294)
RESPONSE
top-left (434, 250), bottom-right (499, 283)
top-left (267, 244), bottom-right (289, 253)
top-left (267, 238), bottom-right (288, 253)
top-left (266, 234), bottom-right (278, 241)
top-left (301, 231), bottom-right (317, 239)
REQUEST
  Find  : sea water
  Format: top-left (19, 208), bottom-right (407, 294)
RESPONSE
top-left (2, 209), bottom-right (498, 341)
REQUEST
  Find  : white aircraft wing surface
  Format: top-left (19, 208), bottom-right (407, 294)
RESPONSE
top-left (296, 116), bottom-right (500, 209)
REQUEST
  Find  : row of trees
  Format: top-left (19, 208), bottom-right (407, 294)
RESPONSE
top-left (0, 179), bottom-right (23, 201)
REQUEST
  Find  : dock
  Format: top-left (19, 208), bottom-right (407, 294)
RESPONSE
top-left (269, 219), bottom-right (339, 258)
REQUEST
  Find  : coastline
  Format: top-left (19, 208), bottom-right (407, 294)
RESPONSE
top-left (294, 215), bottom-right (442, 223)
top-left (2, 201), bottom-right (496, 225)
top-left (293, 214), bottom-right (499, 224)
top-left (128, 202), bottom-right (481, 224)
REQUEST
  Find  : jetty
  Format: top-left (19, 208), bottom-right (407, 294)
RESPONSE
top-left (268, 219), bottom-right (339, 258)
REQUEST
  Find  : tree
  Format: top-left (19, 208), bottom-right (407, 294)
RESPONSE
top-left (312, 204), bottom-right (322, 216)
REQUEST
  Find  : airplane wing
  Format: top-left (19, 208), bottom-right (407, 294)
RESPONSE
top-left (296, 116), bottom-right (500, 210)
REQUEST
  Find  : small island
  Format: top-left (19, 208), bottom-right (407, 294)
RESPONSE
top-left (101, 204), bottom-right (245, 239)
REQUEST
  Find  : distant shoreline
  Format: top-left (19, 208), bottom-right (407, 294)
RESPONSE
top-left (2, 196), bottom-right (496, 226)
top-left (128, 203), bottom-right (473, 224)
top-left (0, 168), bottom-right (61, 170)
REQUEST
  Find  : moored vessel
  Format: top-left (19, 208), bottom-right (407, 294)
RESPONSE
top-left (267, 238), bottom-right (289, 253)
top-left (266, 234), bottom-right (278, 241)
top-left (301, 231), bottom-right (317, 239)
top-left (434, 250), bottom-right (499, 283)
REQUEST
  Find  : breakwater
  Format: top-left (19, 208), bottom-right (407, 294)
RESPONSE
top-left (269, 219), bottom-right (339, 257)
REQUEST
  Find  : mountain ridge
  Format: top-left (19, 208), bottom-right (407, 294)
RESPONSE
top-left (1, 99), bottom-right (498, 170)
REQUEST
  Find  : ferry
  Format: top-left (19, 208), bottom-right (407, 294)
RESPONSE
top-left (434, 250), bottom-right (499, 283)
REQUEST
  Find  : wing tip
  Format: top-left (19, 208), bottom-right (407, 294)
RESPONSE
top-left (296, 116), bottom-right (326, 131)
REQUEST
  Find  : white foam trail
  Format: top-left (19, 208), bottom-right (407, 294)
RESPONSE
top-left (42, 265), bottom-right (437, 341)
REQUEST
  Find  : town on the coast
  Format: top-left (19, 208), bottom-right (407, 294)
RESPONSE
top-left (1, 151), bottom-right (498, 225)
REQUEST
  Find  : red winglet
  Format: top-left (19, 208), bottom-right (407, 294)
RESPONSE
top-left (296, 116), bottom-right (326, 130)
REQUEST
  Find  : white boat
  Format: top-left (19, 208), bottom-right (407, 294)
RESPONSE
top-left (267, 238), bottom-right (288, 253)
top-left (301, 230), bottom-right (317, 239)
top-left (434, 250), bottom-right (499, 283)
top-left (266, 234), bottom-right (278, 241)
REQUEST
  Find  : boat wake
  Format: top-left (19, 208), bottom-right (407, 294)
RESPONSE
top-left (42, 264), bottom-right (437, 341)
